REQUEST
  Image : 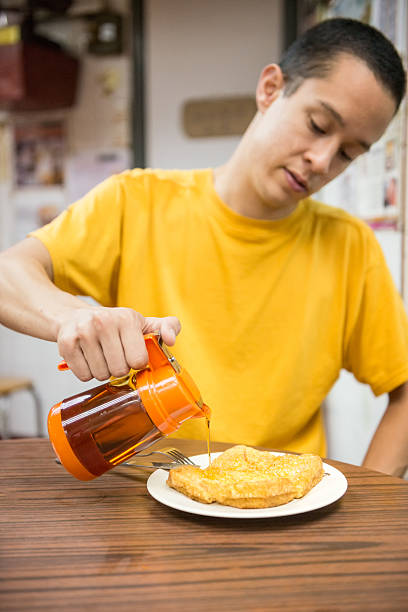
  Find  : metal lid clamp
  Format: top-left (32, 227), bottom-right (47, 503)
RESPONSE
top-left (137, 334), bottom-right (210, 434)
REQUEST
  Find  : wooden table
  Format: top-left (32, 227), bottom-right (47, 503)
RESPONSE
top-left (1, 438), bottom-right (407, 611)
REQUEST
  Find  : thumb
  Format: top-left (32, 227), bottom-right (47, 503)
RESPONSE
top-left (142, 316), bottom-right (181, 346)
top-left (160, 316), bottom-right (181, 346)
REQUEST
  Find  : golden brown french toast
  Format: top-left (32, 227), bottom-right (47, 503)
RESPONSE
top-left (167, 445), bottom-right (324, 509)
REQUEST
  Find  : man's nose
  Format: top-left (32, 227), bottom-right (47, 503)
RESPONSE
top-left (304, 141), bottom-right (336, 175)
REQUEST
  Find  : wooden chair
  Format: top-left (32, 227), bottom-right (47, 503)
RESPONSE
top-left (0, 377), bottom-right (43, 438)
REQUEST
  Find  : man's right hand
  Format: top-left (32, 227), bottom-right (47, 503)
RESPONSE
top-left (0, 237), bottom-right (181, 382)
top-left (57, 308), bottom-right (181, 381)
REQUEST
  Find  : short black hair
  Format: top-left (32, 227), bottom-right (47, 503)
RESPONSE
top-left (279, 18), bottom-right (406, 111)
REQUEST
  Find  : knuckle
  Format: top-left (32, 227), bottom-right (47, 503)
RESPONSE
top-left (94, 371), bottom-right (109, 381)
top-left (111, 365), bottom-right (129, 378)
top-left (58, 335), bottom-right (77, 355)
top-left (129, 354), bottom-right (148, 370)
top-left (68, 364), bottom-right (92, 382)
top-left (89, 360), bottom-right (110, 381)
top-left (118, 307), bottom-right (138, 325)
top-left (78, 372), bottom-right (92, 382)
top-left (89, 310), bottom-right (108, 332)
top-left (74, 322), bottom-right (87, 338)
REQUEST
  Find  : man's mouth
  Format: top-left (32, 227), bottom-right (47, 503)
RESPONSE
top-left (284, 169), bottom-right (308, 193)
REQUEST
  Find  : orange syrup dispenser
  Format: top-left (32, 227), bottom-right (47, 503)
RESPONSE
top-left (48, 333), bottom-right (210, 480)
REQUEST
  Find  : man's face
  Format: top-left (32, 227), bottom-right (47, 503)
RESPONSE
top-left (247, 54), bottom-right (397, 216)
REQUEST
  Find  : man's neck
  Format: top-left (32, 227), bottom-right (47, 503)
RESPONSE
top-left (212, 162), bottom-right (298, 222)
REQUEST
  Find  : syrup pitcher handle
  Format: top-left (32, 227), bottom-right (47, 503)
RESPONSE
top-left (144, 333), bottom-right (180, 371)
top-left (57, 360), bottom-right (69, 371)
top-left (57, 333), bottom-right (173, 374)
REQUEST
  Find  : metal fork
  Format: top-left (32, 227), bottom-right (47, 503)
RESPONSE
top-left (120, 461), bottom-right (179, 470)
top-left (123, 446), bottom-right (197, 467)
top-left (55, 446), bottom-right (197, 472)
top-left (55, 457), bottom-right (179, 471)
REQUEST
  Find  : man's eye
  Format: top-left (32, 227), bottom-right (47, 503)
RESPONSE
top-left (310, 118), bottom-right (326, 135)
top-left (339, 149), bottom-right (352, 162)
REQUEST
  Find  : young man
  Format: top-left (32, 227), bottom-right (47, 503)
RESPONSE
top-left (1, 18), bottom-right (407, 476)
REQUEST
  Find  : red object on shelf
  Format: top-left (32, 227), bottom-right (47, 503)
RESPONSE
top-left (0, 40), bottom-right (80, 111)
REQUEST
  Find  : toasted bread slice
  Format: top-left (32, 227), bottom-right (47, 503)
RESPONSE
top-left (167, 445), bottom-right (324, 509)
top-left (167, 464), bottom-right (296, 508)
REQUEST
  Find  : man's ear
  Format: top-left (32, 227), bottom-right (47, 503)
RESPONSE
top-left (256, 64), bottom-right (285, 112)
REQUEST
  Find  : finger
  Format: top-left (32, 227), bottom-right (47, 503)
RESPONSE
top-left (80, 338), bottom-right (111, 381)
top-left (119, 310), bottom-right (149, 370)
top-left (57, 328), bottom-right (94, 381)
top-left (79, 307), bottom-right (140, 379)
top-left (97, 324), bottom-right (130, 378)
top-left (58, 343), bottom-right (93, 382)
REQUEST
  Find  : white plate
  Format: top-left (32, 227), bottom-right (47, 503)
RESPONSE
top-left (147, 452), bottom-right (348, 519)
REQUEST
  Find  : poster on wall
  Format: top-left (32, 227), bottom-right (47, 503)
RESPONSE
top-left (65, 147), bottom-right (131, 203)
top-left (316, 109), bottom-right (403, 229)
top-left (11, 119), bottom-right (66, 242)
top-left (13, 119), bottom-right (65, 188)
top-left (299, 0), bottom-right (407, 230)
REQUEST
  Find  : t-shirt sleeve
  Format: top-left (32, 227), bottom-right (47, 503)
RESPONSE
top-left (343, 235), bottom-right (408, 395)
top-left (29, 174), bottom-right (124, 306)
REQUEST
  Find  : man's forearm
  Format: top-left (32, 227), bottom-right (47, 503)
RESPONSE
top-left (0, 244), bottom-right (90, 341)
top-left (362, 383), bottom-right (408, 477)
top-left (0, 238), bottom-right (182, 382)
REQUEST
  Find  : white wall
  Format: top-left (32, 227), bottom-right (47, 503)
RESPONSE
top-left (0, 0), bottom-right (132, 435)
top-left (144, 0), bottom-right (393, 468)
top-left (145, 0), bottom-right (283, 169)
top-left (0, 0), bottom-right (284, 436)
top-left (324, 230), bottom-right (402, 465)
top-left (146, 0), bottom-right (406, 468)
top-left (1, 0), bottom-right (403, 470)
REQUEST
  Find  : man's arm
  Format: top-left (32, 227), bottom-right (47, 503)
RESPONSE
top-left (362, 381), bottom-right (408, 477)
top-left (0, 237), bottom-right (180, 381)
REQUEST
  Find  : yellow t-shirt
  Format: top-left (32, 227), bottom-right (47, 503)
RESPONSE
top-left (31, 168), bottom-right (408, 456)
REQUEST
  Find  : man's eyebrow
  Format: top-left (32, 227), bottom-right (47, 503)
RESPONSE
top-left (318, 100), bottom-right (345, 126)
top-left (318, 100), bottom-right (371, 151)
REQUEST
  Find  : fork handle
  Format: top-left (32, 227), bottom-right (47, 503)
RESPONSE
top-left (121, 462), bottom-right (176, 470)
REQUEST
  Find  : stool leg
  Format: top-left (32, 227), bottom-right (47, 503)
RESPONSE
top-left (0, 396), bottom-right (9, 439)
top-left (28, 386), bottom-right (44, 437)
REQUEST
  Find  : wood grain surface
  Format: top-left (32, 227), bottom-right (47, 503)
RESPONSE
top-left (0, 438), bottom-right (407, 612)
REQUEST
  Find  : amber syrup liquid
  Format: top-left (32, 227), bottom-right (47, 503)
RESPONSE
top-left (60, 382), bottom-right (163, 477)
top-left (206, 415), bottom-right (212, 466)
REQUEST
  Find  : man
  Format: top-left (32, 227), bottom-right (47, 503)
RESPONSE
top-left (1, 18), bottom-right (407, 476)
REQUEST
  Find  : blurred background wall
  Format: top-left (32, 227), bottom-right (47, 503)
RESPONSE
top-left (0, 0), bottom-right (284, 438)
top-left (0, 0), bottom-right (406, 470)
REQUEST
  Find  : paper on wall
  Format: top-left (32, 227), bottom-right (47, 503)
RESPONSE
top-left (65, 147), bottom-right (131, 204)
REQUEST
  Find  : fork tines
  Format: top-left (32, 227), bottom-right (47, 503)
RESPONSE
top-left (162, 448), bottom-right (196, 465)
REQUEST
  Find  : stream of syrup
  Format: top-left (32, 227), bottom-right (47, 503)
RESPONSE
top-left (206, 415), bottom-right (212, 466)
